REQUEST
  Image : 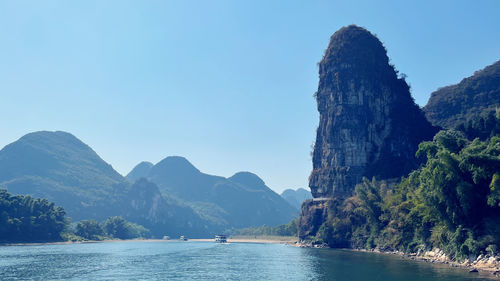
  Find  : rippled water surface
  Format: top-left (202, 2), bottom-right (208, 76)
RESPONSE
top-left (0, 241), bottom-right (494, 280)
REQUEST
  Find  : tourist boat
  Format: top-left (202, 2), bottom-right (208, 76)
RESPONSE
top-left (180, 235), bottom-right (188, 241)
top-left (215, 234), bottom-right (227, 243)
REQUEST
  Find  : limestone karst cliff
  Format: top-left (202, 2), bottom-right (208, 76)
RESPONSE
top-left (308, 25), bottom-right (437, 200)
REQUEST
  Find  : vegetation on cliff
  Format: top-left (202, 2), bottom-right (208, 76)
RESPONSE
top-left (233, 217), bottom-right (299, 237)
top-left (310, 129), bottom-right (500, 260)
top-left (424, 60), bottom-right (500, 129)
top-left (310, 25), bottom-right (437, 199)
top-left (456, 109), bottom-right (500, 141)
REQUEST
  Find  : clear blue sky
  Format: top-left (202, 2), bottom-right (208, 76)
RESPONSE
top-left (1, 0), bottom-right (499, 193)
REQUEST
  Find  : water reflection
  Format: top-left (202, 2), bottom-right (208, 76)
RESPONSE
top-left (0, 242), bottom-right (495, 281)
top-left (306, 248), bottom-right (493, 281)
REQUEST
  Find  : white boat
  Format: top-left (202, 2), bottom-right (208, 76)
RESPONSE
top-left (215, 234), bottom-right (227, 243)
top-left (180, 235), bottom-right (188, 241)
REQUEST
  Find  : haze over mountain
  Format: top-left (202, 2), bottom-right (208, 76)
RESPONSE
top-left (0, 131), bottom-right (125, 220)
top-left (126, 161), bottom-right (154, 182)
top-left (0, 130), bottom-right (296, 237)
top-left (0, 131), bottom-right (213, 237)
top-left (127, 157), bottom-right (298, 228)
top-left (424, 59), bottom-right (500, 129)
top-left (281, 188), bottom-right (312, 210)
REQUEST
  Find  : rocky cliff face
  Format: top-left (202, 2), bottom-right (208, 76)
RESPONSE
top-left (308, 25), bottom-right (437, 200)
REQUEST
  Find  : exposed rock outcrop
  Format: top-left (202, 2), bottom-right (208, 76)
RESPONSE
top-left (309, 25), bottom-right (437, 199)
top-left (301, 25), bottom-right (437, 239)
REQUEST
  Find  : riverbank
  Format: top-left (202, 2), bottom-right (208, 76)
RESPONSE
top-left (295, 241), bottom-right (500, 278)
top-left (1, 236), bottom-right (297, 247)
top-left (190, 236), bottom-right (296, 244)
top-left (362, 248), bottom-right (498, 277)
top-left (0, 239), bottom-right (156, 247)
top-left (356, 248), bottom-right (500, 279)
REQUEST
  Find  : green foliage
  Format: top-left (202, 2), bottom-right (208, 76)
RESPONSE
top-left (76, 220), bottom-right (105, 240)
top-left (456, 110), bottom-right (500, 141)
top-left (0, 189), bottom-right (67, 242)
top-left (234, 217), bottom-right (298, 237)
top-left (102, 216), bottom-right (150, 239)
top-left (424, 60), bottom-right (500, 129)
top-left (312, 131), bottom-right (500, 261)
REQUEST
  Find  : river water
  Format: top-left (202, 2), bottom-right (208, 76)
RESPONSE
top-left (0, 241), bottom-right (494, 280)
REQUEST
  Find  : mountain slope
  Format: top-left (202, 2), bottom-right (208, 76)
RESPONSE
top-left (119, 178), bottom-right (218, 237)
top-left (129, 157), bottom-right (298, 228)
top-left (281, 188), bottom-right (312, 210)
top-left (126, 161), bottom-right (153, 182)
top-left (0, 131), bottom-right (125, 220)
top-left (424, 59), bottom-right (500, 129)
top-left (0, 131), bottom-right (215, 237)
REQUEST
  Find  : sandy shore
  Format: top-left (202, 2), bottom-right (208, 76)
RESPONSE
top-left (189, 238), bottom-right (296, 244)
top-left (1, 237), bottom-right (297, 247)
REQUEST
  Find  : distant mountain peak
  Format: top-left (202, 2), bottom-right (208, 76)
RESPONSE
top-left (16, 130), bottom-right (89, 150)
top-left (153, 156), bottom-right (200, 174)
top-left (0, 130), bottom-right (126, 219)
top-left (126, 161), bottom-right (154, 182)
top-left (229, 171), bottom-right (265, 188)
top-left (281, 188), bottom-right (312, 210)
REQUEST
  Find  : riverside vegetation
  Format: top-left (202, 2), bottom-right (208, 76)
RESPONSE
top-left (1, 24), bottom-right (498, 273)
top-left (0, 188), bottom-right (150, 243)
top-left (298, 25), bottom-right (500, 274)
top-left (0, 131), bottom-right (297, 239)
top-left (309, 128), bottom-right (499, 261)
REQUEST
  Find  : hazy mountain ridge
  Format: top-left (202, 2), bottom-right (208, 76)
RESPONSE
top-left (0, 131), bottom-right (296, 237)
top-left (281, 188), bottom-right (312, 210)
top-left (0, 131), bottom-right (217, 237)
top-left (127, 157), bottom-right (298, 228)
top-left (126, 161), bottom-right (153, 182)
top-left (0, 131), bottom-right (126, 220)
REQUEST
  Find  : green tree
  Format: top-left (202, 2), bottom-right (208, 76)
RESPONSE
top-left (102, 216), bottom-right (150, 239)
top-left (76, 220), bottom-right (105, 240)
top-left (0, 189), bottom-right (67, 242)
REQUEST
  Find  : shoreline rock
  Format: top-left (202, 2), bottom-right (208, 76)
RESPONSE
top-left (294, 242), bottom-right (500, 278)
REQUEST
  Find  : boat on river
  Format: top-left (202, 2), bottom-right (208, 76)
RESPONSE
top-left (215, 234), bottom-right (227, 243)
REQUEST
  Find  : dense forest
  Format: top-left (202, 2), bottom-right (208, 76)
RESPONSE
top-left (0, 189), bottom-right (67, 242)
top-left (0, 188), bottom-right (150, 243)
top-left (309, 127), bottom-right (500, 260)
top-left (423, 59), bottom-right (500, 129)
top-left (233, 218), bottom-right (299, 237)
top-left (73, 216), bottom-right (150, 241)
